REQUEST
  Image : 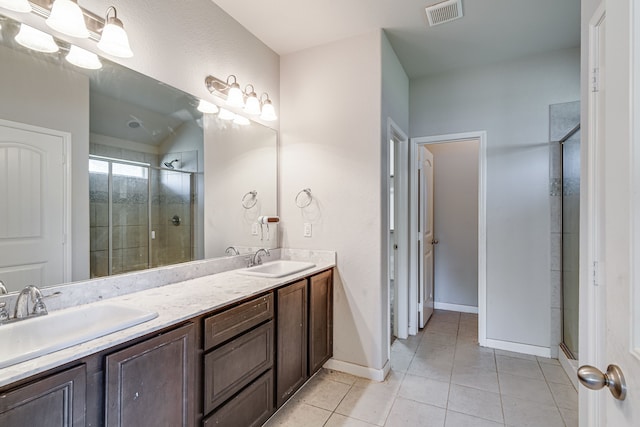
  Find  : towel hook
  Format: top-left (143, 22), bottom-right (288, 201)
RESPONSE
top-left (242, 190), bottom-right (258, 209)
top-left (295, 188), bottom-right (313, 208)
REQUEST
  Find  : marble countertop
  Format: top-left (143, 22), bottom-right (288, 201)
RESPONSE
top-left (0, 257), bottom-right (335, 388)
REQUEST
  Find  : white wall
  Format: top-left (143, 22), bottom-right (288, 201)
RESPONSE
top-left (0, 45), bottom-right (90, 281)
top-left (429, 141), bottom-right (479, 308)
top-left (280, 32), bottom-right (387, 373)
top-left (411, 47), bottom-right (580, 349)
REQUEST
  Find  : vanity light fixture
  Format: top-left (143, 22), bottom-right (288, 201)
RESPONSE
top-left (259, 93), bottom-right (277, 121)
top-left (197, 99), bottom-right (219, 114)
top-left (46, 0), bottom-right (89, 39)
top-left (205, 75), bottom-right (277, 121)
top-left (65, 44), bottom-right (102, 69)
top-left (97, 6), bottom-right (133, 58)
top-left (243, 85), bottom-right (261, 115)
top-left (15, 23), bottom-right (59, 52)
top-left (0, 0), bottom-right (31, 13)
top-left (225, 75), bottom-right (244, 108)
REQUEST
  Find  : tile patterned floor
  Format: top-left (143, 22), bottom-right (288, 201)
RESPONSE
top-left (264, 310), bottom-right (578, 427)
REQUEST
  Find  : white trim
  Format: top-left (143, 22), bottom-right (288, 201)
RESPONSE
top-left (323, 358), bottom-right (390, 382)
top-left (409, 131), bottom-right (487, 344)
top-left (484, 338), bottom-right (551, 358)
top-left (581, 5), bottom-right (606, 426)
top-left (90, 132), bottom-right (160, 155)
top-left (387, 119), bottom-right (410, 341)
top-left (434, 302), bottom-right (478, 314)
top-left (0, 118), bottom-right (72, 284)
top-left (631, 0), bottom-right (640, 362)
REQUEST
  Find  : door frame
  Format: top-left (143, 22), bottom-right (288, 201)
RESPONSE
top-left (409, 131), bottom-right (487, 342)
top-left (387, 118), bottom-right (410, 340)
top-left (581, 4), bottom-right (606, 426)
top-left (0, 118), bottom-right (73, 283)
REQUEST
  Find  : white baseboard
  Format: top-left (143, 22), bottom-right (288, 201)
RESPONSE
top-left (323, 358), bottom-right (390, 382)
top-left (434, 302), bottom-right (479, 314)
top-left (558, 348), bottom-right (579, 390)
top-left (484, 338), bottom-right (551, 358)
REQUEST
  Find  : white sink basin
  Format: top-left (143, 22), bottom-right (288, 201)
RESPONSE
top-left (238, 260), bottom-right (316, 278)
top-left (0, 303), bottom-right (158, 369)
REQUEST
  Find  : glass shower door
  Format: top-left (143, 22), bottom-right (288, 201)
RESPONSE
top-left (562, 131), bottom-right (580, 359)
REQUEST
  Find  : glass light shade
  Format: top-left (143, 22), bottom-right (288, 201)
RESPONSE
top-left (226, 83), bottom-right (244, 108)
top-left (65, 45), bottom-right (102, 70)
top-left (260, 100), bottom-right (277, 121)
top-left (15, 24), bottom-right (59, 53)
top-left (233, 115), bottom-right (250, 126)
top-left (46, 0), bottom-right (89, 39)
top-left (244, 93), bottom-right (261, 115)
top-left (0, 0), bottom-right (31, 13)
top-left (97, 18), bottom-right (133, 58)
top-left (218, 108), bottom-right (235, 121)
top-left (197, 99), bottom-right (219, 114)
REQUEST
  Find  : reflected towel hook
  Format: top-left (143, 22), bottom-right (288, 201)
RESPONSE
top-left (242, 190), bottom-right (258, 209)
top-left (295, 188), bottom-right (313, 208)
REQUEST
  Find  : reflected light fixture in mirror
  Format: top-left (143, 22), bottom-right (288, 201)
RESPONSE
top-left (260, 93), bottom-right (277, 121)
top-left (218, 108), bottom-right (235, 121)
top-left (0, 0), bottom-right (31, 13)
top-left (197, 99), bottom-right (219, 114)
top-left (97, 6), bottom-right (133, 58)
top-left (233, 115), bottom-right (250, 126)
top-left (46, 0), bottom-right (89, 38)
top-left (66, 44), bottom-right (102, 69)
top-left (15, 23), bottom-right (59, 52)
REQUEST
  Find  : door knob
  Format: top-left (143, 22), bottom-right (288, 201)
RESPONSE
top-left (431, 239), bottom-right (439, 245)
top-left (577, 364), bottom-right (626, 400)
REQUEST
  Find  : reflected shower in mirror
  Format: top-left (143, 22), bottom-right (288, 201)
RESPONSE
top-left (0, 13), bottom-right (278, 291)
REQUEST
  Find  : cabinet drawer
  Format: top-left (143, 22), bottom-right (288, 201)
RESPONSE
top-left (202, 370), bottom-right (273, 427)
top-left (204, 320), bottom-right (274, 414)
top-left (204, 293), bottom-right (273, 350)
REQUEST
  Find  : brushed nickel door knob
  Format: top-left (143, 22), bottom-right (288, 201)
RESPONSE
top-left (431, 239), bottom-right (439, 245)
top-left (577, 364), bottom-right (627, 400)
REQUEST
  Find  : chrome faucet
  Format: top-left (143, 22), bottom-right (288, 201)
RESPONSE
top-left (0, 280), bottom-right (6, 295)
top-left (251, 248), bottom-right (271, 266)
top-left (225, 246), bottom-right (240, 256)
top-left (13, 285), bottom-right (48, 319)
top-left (0, 281), bottom-right (8, 323)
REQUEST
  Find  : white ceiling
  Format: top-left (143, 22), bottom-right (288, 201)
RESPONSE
top-left (210, 0), bottom-right (580, 78)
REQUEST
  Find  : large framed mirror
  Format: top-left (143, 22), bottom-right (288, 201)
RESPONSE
top-left (0, 13), bottom-right (278, 293)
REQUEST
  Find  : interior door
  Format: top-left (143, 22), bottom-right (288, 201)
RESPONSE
top-left (0, 120), bottom-right (67, 292)
top-left (418, 145), bottom-right (434, 328)
top-left (579, 4), bottom-right (640, 425)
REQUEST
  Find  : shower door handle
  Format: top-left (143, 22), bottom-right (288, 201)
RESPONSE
top-left (577, 364), bottom-right (627, 400)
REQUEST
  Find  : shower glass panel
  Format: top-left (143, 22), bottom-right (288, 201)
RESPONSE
top-left (89, 156), bottom-right (194, 278)
top-left (562, 131), bottom-right (580, 359)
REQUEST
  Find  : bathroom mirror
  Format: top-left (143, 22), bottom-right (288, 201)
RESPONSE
top-left (0, 14), bottom-right (278, 292)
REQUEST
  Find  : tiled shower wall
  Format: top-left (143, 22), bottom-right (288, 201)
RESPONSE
top-left (548, 101), bottom-right (580, 358)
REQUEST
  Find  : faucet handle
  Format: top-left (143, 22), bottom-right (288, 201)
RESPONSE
top-left (0, 301), bottom-right (8, 322)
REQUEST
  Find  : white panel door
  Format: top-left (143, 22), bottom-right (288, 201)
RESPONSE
top-left (0, 121), bottom-right (67, 292)
top-left (418, 146), bottom-right (434, 328)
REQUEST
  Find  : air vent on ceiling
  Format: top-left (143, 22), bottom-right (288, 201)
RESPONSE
top-left (425, 0), bottom-right (463, 27)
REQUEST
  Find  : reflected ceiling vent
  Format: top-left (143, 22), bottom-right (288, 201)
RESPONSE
top-left (127, 119), bottom-right (141, 129)
top-left (425, 0), bottom-right (463, 27)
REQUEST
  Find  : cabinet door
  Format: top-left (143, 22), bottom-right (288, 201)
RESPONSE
top-left (105, 323), bottom-right (195, 427)
top-left (309, 269), bottom-right (333, 375)
top-left (0, 365), bottom-right (86, 427)
top-left (276, 280), bottom-right (308, 407)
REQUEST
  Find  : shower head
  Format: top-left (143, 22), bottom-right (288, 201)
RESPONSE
top-left (163, 159), bottom-right (179, 169)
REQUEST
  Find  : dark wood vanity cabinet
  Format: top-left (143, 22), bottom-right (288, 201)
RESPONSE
top-left (309, 269), bottom-right (333, 375)
top-left (276, 280), bottom-right (309, 407)
top-left (202, 293), bottom-right (275, 426)
top-left (0, 364), bottom-right (86, 427)
top-left (105, 323), bottom-right (196, 427)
